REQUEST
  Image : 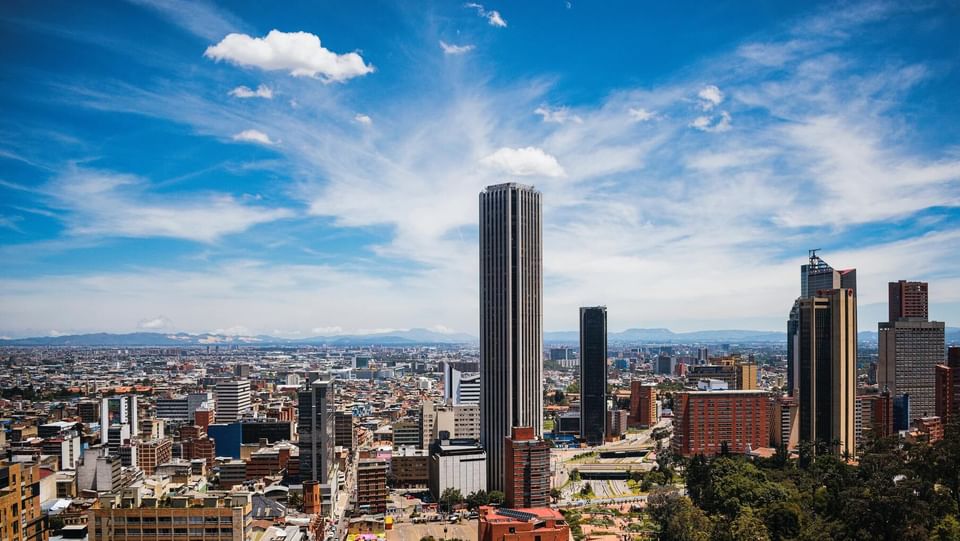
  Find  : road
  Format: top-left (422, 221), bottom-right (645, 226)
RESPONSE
top-left (332, 450), bottom-right (358, 541)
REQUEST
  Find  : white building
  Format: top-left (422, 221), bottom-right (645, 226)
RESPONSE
top-left (215, 380), bottom-right (252, 423)
top-left (155, 392), bottom-right (213, 422)
top-left (428, 440), bottom-right (487, 500)
top-left (101, 395), bottom-right (138, 444)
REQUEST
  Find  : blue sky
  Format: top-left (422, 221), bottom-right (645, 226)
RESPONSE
top-left (1, 0), bottom-right (959, 338)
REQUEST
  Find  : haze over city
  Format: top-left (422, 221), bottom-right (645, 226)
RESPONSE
top-left (2, 1), bottom-right (959, 339)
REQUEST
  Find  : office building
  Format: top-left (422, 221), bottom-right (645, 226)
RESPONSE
top-left (390, 447), bottom-right (429, 488)
top-left (628, 382), bottom-right (658, 429)
top-left (479, 183), bottom-right (543, 491)
top-left (879, 280), bottom-right (945, 420)
top-left (0, 461), bottom-right (46, 541)
top-left (297, 379), bottom-right (336, 515)
top-left (796, 289), bottom-right (857, 457)
top-left (88, 492), bottom-right (253, 541)
top-left (443, 362), bottom-right (480, 405)
top-left (101, 395), bottom-right (138, 444)
top-left (672, 390), bottom-right (770, 457)
top-left (156, 392), bottom-right (213, 423)
top-left (428, 439), bottom-right (487, 500)
top-left (504, 427), bottom-right (550, 509)
top-left (78, 401), bottom-right (100, 424)
top-left (137, 438), bottom-right (173, 476)
top-left (579, 306), bottom-right (607, 445)
top-left (393, 417), bottom-right (422, 447)
top-left (736, 363), bottom-right (758, 391)
top-left (858, 391), bottom-right (894, 444)
top-left (478, 507), bottom-right (570, 541)
top-left (606, 409), bottom-right (629, 439)
top-left (334, 410), bottom-right (356, 450)
top-left (771, 395), bottom-right (798, 450)
top-left (215, 381), bottom-right (251, 423)
top-left (889, 280), bottom-right (929, 321)
top-left (355, 457), bottom-right (388, 515)
top-left (936, 347), bottom-right (960, 422)
top-left (789, 251), bottom-right (856, 396)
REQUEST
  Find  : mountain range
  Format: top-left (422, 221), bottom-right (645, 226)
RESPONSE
top-left (2, 326), bottom-right (957, 347)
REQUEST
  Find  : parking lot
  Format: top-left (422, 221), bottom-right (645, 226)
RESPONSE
top-left (386, 520), bottom-right (477, 541)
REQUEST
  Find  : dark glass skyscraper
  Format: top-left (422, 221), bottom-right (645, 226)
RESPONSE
top-left (579, 306), bottom-right (607, 445)
top-left (796, 289), bottom-right (857, 457)
top-left (297, 378), bottom-right (335, 513)
top-left (479, 183), bottom-right (543, 492)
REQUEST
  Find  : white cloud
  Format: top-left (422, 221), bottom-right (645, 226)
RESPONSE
top-left (697, 84), bottom-right (724, 110)
top-left (228, 84), bottom-right (273, 99)
top-left (204, 30), bottom-right (374, 82)
top-left (311, 326), bottom-right (343, 335)
top-left (354, 113), bottom-right (372, 125)
top-left (439, 40), bottom-right (475, 55)
top-left (534, 105), bottom-right (582, 124)
top-left (627, 107), bottom-right (657, 122)
top-left (465, 3), bottom-right (507, 27)
top-left (232, 129), bottom-right (276, 145)
top-left (690, 111), bottom-right (731, 132)
top-left (127, 0), bottom-right (247, 41)
top-left (42, 167), bottom-right (293, 243)
top-left (480, 146), bottom-right (566, 177)
top-left (138, 315), bottom-right (173, 329)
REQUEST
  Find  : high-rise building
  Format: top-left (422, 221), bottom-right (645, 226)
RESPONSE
top-left (796, 289), bottom-right (857, 457)
top-left (936, 347), bottom-right (960, 423)
top-left (88, 492), bottom-right (253, 541)
top-left (671, 390), bottom-right (770, 457)
top-left (504, 427), bottom-right (550, 509)
top-left (736, 363), bottom-right (758, 390)
top-left (579, 306), bottom-right (607, 445)
top-left (137, 438), bottom-right (173, 476)
top-left (101, 395), bottom-right (138, 444)
top-left (879, 280), bottom-right (945, 421)
top-left (789, 251), bottom-right (856, 396)
top-left (771, 395), bottom-right (799, 450)
top-left (214, 380), bottom-right (251, 423)
top-left (0, 461), bottom-right (47, 541)
top-left (156, 392), bottom-right (213, 423)
top-left (888, 280), bottom-right (929, 321)
top-left (479, 183), bottom-right (543, 491)
top-left (355, 457), bottom-right (389, 514)
top-left (429, 438), bottom-right (487, 501)
top-left (628, 382), bottom-right (658, 429)
top-left (443, 362), bottom-right (480, 405)
top-left (297, 378), bottom-right (336, 515)
top-left (334, 410), bottom-right (356, 450)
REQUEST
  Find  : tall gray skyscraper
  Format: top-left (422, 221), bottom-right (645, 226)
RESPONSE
top-left (479, 183), bottom-right (543, 492)
top-left (579, 306), bottom-right (607, 445)
top-left (879, 281), bottom-right (945, 420)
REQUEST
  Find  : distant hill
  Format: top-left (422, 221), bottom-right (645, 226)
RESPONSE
top-left (545, 328), bottom-right (787, 345)
top-left (4, 326), bottom-right (955, 347)
top-left (0, 328), bottom-right (476, 347)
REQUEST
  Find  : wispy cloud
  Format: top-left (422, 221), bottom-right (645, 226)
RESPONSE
top-left (354, 113), bottom-right (373, 125)
top-left (465, 3), bottom-right (507, 28)
top-left (229, 84), bottom-right (273, 99)
top-left (439, 40), bottom-right (475, 55)
top-left (42, 167), bottom-right (293, 243)
top-left (125, 0), bottom-right (247, 41)
top-left (535, 105), bottom-right (582, 124)
top-left (205, 30), bottom-right (374, 82)
top-left (232, 129), bottom-right (276, 145)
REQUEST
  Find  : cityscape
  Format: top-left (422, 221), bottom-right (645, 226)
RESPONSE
top-left (2, 2), bottom-right (960, 541)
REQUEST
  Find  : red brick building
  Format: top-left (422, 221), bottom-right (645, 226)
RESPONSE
top-left (478, 507), bottom-right (569, 541)
top-left (672, 390), bottom-right (770, 457)
top-left (504, 427), bottom-right (550, 509)
top-left (859, 392), bottom-right (894, 440)
top-left (935, 347), bottom-right (960, 423)
top-left (628, 382), bottom-right (657, 428)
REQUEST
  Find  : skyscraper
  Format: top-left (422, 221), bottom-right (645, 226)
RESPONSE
top-left (788, 250), bottom-right (856, 396)
top-left (504, 426), bottom-right (551, 508)
top-left (935, 347), bottom-right (960, 423)
top-left (479, 183), bottom-right (543, 491)
top-left (579, 306), bottom-right (607, 445)
top-left (100, 395), bottom-right (138, 445)
top-left (298, 378), bottom-right (336, 514)
top-left (796, 288), bottom-right (857, 457)
top-left (879, 280), bottom-right (945, 420)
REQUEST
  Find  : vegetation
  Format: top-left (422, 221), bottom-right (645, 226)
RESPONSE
top-left (488, 490), bottom-right (505, 506)
top-left (439, 487), bottom-right (463, 512)
top-left (465, 490), bottom-right (489, 509)
top-left (649, 417), bottom-right (960, 541)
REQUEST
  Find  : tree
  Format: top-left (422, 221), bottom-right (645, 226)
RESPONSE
top-left (725, 507), bottom-right (771, 541)
top-left (465, 490), bottom-right (489, 510)
top-left (569, 468), bottom-right (581, 482)
top-left (286, 492), bottom-right (302, 511)
top-left (553, 389), bottom-right (566, 404)
top-left (931, 515), bottom-right (960, 541)
top-left (439, 488), bottom-right (463, 512)
top-left (647, 489), bottom-right (712, 541)
top-left (550, 488), bottom-right (562, 502)
top-left (488, 490), bottom-right (505, 506)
